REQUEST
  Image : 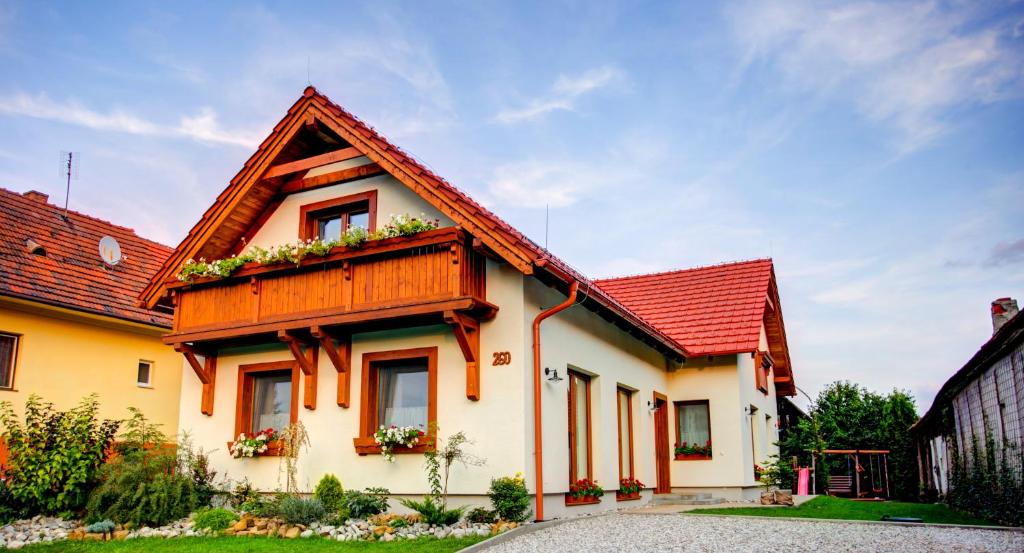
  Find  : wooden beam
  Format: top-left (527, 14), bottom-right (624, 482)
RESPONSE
top-left (263, 147), bottom-right (362, 179)
top-left (280, 162), bottom-right (383, 195)
top-left (174, 344), bottom-right (216, 416)
top-left (444, 310), bottom-right (480, 401)
top-left (311, 326), bottom-right (351, 408)
top-left (278, 330), bottom-right (318, 410)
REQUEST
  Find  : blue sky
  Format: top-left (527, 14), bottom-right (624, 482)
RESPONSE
top-left (1, 1), bottom-right (1022, 411)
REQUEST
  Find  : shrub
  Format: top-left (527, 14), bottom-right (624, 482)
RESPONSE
top-left (398, 496), bottom-right (464, 526)
top-left (85, 410), bottom-right (197, 526)
top-left (230, 479), bottom-right (259, 509)
top-left (193, 507), bottom-right (238, 532)
top-left (344, 488), bottom-right (390, 519)
top-left (278, 496), bottom-right (326, 525)
top-left (488, 474), bottom-right (530, 522)
top-left (0, 480), bottom-right (23, 524)
top-left (84, 520), bottom-right (115, 534)
top-left (0, 394), bottom-right (119, 516)
top-left (314, 474), bottom-right (345, 513)
top-left (239, 492), bottom-right (281, 518)
top-left (467, 507), bottom-right (497, 524)
top-left (176, 432), bottom-right (218, 508)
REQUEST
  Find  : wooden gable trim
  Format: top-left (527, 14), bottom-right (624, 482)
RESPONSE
top-left (263, 146), bottom-right (362, 179)
top-left (444, 310), bottom-right (480, 401)
top-left (311, 325), bottom-right (351, 408)
top-left (278, 330), bottom-right (318, 411)
top-left (281, 163), bottom-right (384, 195)
top-left (175, 343), bottom-right (216, 416)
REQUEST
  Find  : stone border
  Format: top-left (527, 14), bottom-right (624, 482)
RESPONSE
top-left (677, 513), bottom-right (1023, 532)
top-left (459, 515), bottom-right (611, 552)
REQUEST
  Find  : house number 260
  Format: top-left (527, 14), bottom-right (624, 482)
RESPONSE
top-left (492, 352), bottom-right (512, 366)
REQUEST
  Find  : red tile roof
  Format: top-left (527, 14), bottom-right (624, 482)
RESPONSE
top-left (0, 187), bottom-right (173, 327)
top-left (595, 259), bottom-right (774, 356)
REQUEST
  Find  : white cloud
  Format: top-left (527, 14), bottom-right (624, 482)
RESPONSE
top-left (726, 0), bottom-right (1024, 151)
top-left (494, 65), bottom-right (626, 124)
top-left (0, 92), bottom-right (258, 148)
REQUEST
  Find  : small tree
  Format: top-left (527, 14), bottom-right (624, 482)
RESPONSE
top-left (400, 427), bottom-right (485, 525)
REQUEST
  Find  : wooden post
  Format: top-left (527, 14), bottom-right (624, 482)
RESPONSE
top-left (883, 453), bottom-right (890, 499)
top-left (854, 453), bottom-right (860, 498)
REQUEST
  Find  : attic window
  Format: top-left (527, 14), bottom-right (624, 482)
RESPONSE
top-left (298, 191), bottom-right (377, 241)
top-left (25, 238), bottom-right (45, 256)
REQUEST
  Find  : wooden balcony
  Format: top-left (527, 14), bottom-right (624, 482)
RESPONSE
top-left (163, 227), bottom-right (492, 346)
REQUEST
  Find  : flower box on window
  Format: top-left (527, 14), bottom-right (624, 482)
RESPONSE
top-left (225, 439), bottom-right (283, 458)
top-left (675, 452), bottom-right (713, 461)
top-left (615, 491), bottom-right (641, 501)
top-left (352, 436), bottom-right (434, 457)
top-left (616, 476), bottom-right (644, 501)
top-left (565, 494), bottom-right (601, 506)
top-left (566, 478), bottom-right (604, 506)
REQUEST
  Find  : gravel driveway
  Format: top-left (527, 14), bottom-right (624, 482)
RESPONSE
top-left (484, 513), bottom-right (1024, 553)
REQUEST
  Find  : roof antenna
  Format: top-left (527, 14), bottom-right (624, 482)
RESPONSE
top-left (306, 55), bottom-right (312, 87)
top-left (59, 151), bottom-right (79, 220)
top-left (544, 203), bottom-right (550, 250)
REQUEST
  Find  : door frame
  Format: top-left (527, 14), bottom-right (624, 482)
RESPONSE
top-left (653, 391), bottom-right (671, 494)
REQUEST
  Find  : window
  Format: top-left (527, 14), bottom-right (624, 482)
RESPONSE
top-left (299, 191), bottom-right (377, 241)
top-left (235, 361), bottom-right (298, 438)
top-left (357, 347), bottom-right (437, 452)
top-left (137, 360), bottom-right (153, 387)
top-left (0, 333), bottom-right (17, 389)
top-left (568, 370), bottom-right (592, 482)
top-left (617, 387), bottom-right (634, 479)
top-left (675, 400), bottom-right (711, 456)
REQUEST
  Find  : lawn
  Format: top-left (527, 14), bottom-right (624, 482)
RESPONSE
top-left (19, 536), bottom-right (489, 553)
top-left (686, 495), bottom-right (997, 526)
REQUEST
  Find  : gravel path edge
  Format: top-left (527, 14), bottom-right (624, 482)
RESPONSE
top-left (675, 513), bottom-right (1024, 532)
top-left (459, 515), bottom-right (610, 552)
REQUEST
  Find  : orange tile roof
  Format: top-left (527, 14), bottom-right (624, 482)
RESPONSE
top-left (595, 259), bottom-right (774, 356)
top-left (0, 187), bottom-right (173, 327)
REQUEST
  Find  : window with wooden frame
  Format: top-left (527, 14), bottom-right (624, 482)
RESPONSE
top-left (754, 350), bottom-right (772, 395)
top-left (675, 400), bottom-right (712, 459)
top-left (298, 190), bottom-right (377, 241)
top-left (568, 370), bottom-right (593, 483)
top-left (0, 333), bottom-right (17, 390)
top-left (354, 347), bottom-right (437, 455)
top-left (616, 387), bottom-right (634, 480)
top-left (137, 360), bottom-right (153, 388)
top-left (235, 360), bottom-right (299, 455)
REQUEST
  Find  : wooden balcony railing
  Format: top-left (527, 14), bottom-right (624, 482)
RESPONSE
top-left (164, 227), bottom-right (491, 343)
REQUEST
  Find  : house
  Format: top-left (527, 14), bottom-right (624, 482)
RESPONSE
top-left (912, 298), bottom-right (1024, 498)
top-left (0, 187), bottom-right (182, 449)
top-left (142, 87), bottom-right (797, 518)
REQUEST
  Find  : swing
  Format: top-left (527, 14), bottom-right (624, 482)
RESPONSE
top-left (870, 455), bottom-right (883, 494)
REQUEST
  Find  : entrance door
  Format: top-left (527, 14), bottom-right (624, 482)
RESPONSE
top-left (653, 392), bottom-right (671, 493)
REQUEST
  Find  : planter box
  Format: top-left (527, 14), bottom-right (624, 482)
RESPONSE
top-left (674, 453), bottom-right (712, 461)
top-left (564, 494), bottom-right (602, 506)
top-left (616, 491), bottom-right (641, 501)
top-left (225, 440), bottom-right (284, 457)
top-left (352, 436), bottom-right (434, 456)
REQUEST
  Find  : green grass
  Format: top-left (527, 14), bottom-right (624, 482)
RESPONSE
top-left (20, 536), bottom-right (488, 552)
top-left (686, 496), bottom-right (998, 526)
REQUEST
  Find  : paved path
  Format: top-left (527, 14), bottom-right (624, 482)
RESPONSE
top-left (484, 513), bottom-right (1023, 552)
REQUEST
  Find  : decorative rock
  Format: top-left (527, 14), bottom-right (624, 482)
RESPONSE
top-left (113, 530), bottom-right (129, 540)
top-left (300, 529), bottom-right (314, 538)
top-left (232, 519), bottom-right (249, 532)
top-left (284, 526), bottom-right (301, 539)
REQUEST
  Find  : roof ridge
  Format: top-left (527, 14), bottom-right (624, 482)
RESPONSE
top-left (595, 258), bottom-right (773, 283)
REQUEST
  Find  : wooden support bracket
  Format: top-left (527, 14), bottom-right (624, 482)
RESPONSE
top-left (278, 330), bottom-right (319, 410)
top-left (311, 325), bottom-right (351, 408)
top-left (444, 311), bottom-right (480, 401)
top-left (175, 343), bottom-right (217, 416)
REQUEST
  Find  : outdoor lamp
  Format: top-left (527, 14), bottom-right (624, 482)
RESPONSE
top-left (544, 367), bottom-right (563, 383)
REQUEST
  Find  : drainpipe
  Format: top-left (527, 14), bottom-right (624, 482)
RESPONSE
top-left (531, 277), bottom-right (579, 522)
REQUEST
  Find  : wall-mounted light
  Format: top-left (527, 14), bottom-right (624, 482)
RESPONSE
top-left (647, 400), bottom-right (659, 413)
top-left (544, 367), bottom-right (563, 383)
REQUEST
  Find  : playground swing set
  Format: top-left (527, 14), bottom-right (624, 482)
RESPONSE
top-left (807, 449), bottom-right (891, 500)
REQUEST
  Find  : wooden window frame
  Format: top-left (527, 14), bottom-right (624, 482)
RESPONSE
top-left (137, 359), bottom-right (154, 388)
top-left (567, 370), bottom-right (593, 484)
top-left (674, 399), bottom-right (712, 460)
top-left (0, 332), bottom-right (19, 391)
top-left (616, 387), bottom-right (635, 480)
top-left (233, 360), bottom-right (299, 456)
top-left (298, 190), bottom-right (377, 241)
top-left (354, 346), bottom-right (437, 455)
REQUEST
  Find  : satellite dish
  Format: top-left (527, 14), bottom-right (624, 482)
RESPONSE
top-left (99, 236), bottom-right (122, 267)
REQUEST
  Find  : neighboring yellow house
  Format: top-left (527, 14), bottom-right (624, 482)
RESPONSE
top-left (0, 187), bottom-right (182, 446)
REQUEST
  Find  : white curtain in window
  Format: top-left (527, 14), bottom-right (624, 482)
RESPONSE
top-left (378, 366), bottom-right (428, 429)
top-left (251, 373), bottom-right (291, 433)
top-left (679, 403), bottom-right (710, 445)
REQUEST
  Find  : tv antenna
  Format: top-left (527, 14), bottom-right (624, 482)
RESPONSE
top-left (59, 151), bottom-right (79, 219)
top-left (544, 204), bottom-right (550, 250)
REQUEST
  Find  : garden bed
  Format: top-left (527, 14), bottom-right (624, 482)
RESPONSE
top-left (15, 535), bottom-right (488, 552)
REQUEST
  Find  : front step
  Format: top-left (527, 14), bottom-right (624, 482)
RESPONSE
top-left (650, 493), bottom-right (727, 506)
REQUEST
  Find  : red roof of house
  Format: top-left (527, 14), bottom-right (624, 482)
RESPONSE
top-left (0, 187), bottom-right (173, 327)
top-left (595, 259), bottom-right (775, 356)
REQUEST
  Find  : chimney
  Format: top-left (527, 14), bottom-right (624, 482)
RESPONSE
top-left (991, 297), bottom-right (1019, 334)
top-left (23, 190), bottom-right (49, 203)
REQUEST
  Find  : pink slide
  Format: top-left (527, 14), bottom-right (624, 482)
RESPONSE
top-left (797, 467), bottom-right (810, 495)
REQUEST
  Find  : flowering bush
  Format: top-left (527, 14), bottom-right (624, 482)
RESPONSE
top-left (568, 478), bottom-right (604, 500)
top-left (488, 473), bottom-right (531, 522)
top-left (618, 476), bottom-right (644, 496)
top-left (373, 424), bottom-right (424, 462)
top-left (675, 439), bottom-right (712, 457)
top-left (229, 428), bottom-right (277, 458)
top-left (176, 214), bottom-right (439, 281)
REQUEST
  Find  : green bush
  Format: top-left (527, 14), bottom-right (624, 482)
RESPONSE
top-left (466, 506), bottom-right (497, 524)
top-left (344, 488), bottom-right (390, 519)
top-left (314, 474), bottom-right (345, 513)
top-left (193, 507), bottom-right (238, 532)
top-left (0, 394), bottom-right (119, 516)
top-left (278, 496), bottom-right (326, 525)
top-left (84, 410), bottom-right (198, 526)
top-left (84, 520), bottom-right (115, 534)
top-left (488, 475), bottom-right (531, 522)
top-left (398, 496), bottom-right (463, 526)
top-left (230, 479), bottom-right (259, 509)
top-left (0, 480), bottom-right (23, 524)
